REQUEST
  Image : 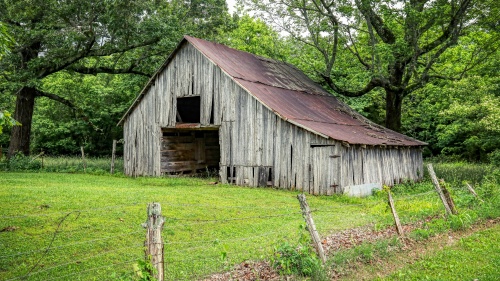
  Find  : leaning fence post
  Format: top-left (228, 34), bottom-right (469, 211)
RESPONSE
top-left (143, 203), bottom-right (165, 281)
top-left (387, 190), bottom-right (404, 236)
top-left (465, 182), bottom-right (484, 203)
top-left (297, 194), bottom-right (327, 264)
top-left (427, 164), bottom-right (453, 216)
top-left (439, 179), bottom-right (458, 215)
top-left (110, 140), bottom-right (117, 174)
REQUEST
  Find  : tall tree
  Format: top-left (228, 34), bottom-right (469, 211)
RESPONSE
top-left (245, 0), bottom-right (499, 132)
top-left (0, 0), bottom-right (229, 156)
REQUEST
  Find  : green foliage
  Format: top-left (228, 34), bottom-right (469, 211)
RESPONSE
top-left (430, 162), bottom-right (496, 185)
top-left (0, 0), bottom-right (232, 155)
top-left (2, 153), bottom-right (42, 171)
top-left (0, 110), bottom-right (19, 135)
top-left (408, 166), bottom-right (500, 241)
top-left (30, 72), bottom-right (141, 155)
top-left (0, 155), bottom-right (123, 174)
top-left (402, 68), bottom-right (500, 162)
top-left (135, 258), bottom-right (158, 281)
top-left (271, 225), bottom-right (327, 279)
top-left (246, 0), bottom-right (500, 132)
top-left (0, 21), bottom-right (14, 58)
top-left (217, 14), bottom-right (287, 59)
top-left (488, 149), bottom-right (500, 167)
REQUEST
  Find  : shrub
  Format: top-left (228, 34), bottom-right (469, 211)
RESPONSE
top-left (489, 149), bottom-right (500, 167)
top-left (2, 153), bottom-right (42, 171)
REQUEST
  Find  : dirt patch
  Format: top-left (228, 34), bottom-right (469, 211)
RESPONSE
top-left (201, 218), bottom-right (499, 281)
top-left (321, 216), bottom-right (441, 255)
top-left (201, 261), bottom-right (281, 281)
top-left (337, 218), bottom-right (500, 281)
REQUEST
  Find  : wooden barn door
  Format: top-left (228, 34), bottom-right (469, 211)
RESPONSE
top-left (310, 145), bottom-right (341, 195)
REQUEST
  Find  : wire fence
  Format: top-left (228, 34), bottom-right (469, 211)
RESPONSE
top-left (0, 187), bottom-right (468, 281)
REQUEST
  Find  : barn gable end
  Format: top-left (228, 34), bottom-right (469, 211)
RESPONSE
top-left (120, 36), bottom-right (425, 195)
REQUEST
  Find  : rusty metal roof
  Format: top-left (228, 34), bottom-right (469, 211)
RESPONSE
top-left (119, 36), bottom-right (425, 146)
top-left (186, 36), bottom-right (425, 146)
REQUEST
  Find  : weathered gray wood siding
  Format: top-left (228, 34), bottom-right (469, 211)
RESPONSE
top-left (339, 145), bottom-right (423, 189)
top-left (123, 42), bottom-right (423, 193)
top-left (123, 84), bottom-right (162, 177)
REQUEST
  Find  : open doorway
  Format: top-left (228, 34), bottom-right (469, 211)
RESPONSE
top-left (160, 128), bottom-right (220, 175)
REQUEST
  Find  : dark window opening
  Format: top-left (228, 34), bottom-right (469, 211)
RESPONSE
top-left (267, 167), bottom-right (273, 186)
top-left (177, 96), bottom-right (200, 123)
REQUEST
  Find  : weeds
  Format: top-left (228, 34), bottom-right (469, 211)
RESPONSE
top-left (0, 154), bottom-right (124, 174)
top-left (429, 162), bottom-right (495, 184)
top-left (271, 225), bottom-right (327, 280)
top-left (330, 238), bottom-right (402, 275)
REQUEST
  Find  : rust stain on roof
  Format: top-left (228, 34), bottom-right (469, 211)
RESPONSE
top-left (185, 36), bottom-right (425, 146)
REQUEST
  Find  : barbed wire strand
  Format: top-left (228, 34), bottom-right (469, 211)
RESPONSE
top-left (0, 202), bottom-right (144, 219)
top-left (17, 211), bottom-right (81, 280)
top-left (42, 259), bottom-right (138, 281)
top-left (9, 244), bottom-right (144, 280)
top-left (163, 212), bottom-right (300, 223)
top-left (0, 229), bottom-right (144, 259)
top-left (1, 200), bottom-right (299, 220)
top-left (162, 228), bottom-right (288, 251)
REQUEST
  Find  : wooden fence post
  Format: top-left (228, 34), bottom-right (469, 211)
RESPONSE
top-left (297, 194), bottom-right (327, 264)
top-left (80, 146), bottom-right (87, 172)
top-left (465, 182), bottom-right (484, 203)
top-left (110, 140), bottom-right (117, 174)
top-left (143, 203), bottom-right (165, 281)
top-left (440, 179), bottom-right (458, 215)
top-left (427, 164), bottom-right (453, 216)
top-left (387, 191), bottom-right (404, 236)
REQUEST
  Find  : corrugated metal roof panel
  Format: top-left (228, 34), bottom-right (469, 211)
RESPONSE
top-left (186, 36), bottom-right (426, 146)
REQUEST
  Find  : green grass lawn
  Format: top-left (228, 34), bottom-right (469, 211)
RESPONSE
top-left (381, 223), bottom-right (500, 281)
top-left (0, 167), bottom-right (497, 281)
top-left (0, 173), bottom-right (387, 280)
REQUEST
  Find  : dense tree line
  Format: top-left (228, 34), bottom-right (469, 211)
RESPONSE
top-left (0, 0), bottom-right (230, 156)
top-left (1, 0), bottom-right (499, 165)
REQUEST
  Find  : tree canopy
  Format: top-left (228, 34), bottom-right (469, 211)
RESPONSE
top-left (244, 0), bottom-right (500, 131)
top-left (0, 0), bottom-right (230, 156)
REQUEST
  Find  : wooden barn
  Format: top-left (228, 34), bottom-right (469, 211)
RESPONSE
top-left (118, 36), bottom-right (426, 195)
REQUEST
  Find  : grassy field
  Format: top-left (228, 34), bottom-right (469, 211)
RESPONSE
top-left (382, 223), bottom-right (500, 281)
top-left (0, 161), bottom-right (498, 280)
top-left (0, 173), bottom-right (386, 280)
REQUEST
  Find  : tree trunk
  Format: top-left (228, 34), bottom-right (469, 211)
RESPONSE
top-left (8, 87), bottom-right (37, 157)
top-left (385, 88), bottom-right (403, 132)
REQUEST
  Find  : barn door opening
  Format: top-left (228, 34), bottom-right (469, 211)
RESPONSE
top-left (161, 129), bottom-right (220, 175)
top-left (310, 145), bottom-right (340, 195)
